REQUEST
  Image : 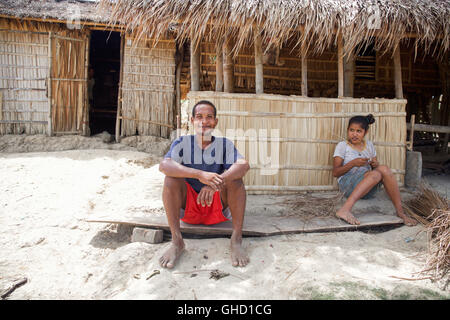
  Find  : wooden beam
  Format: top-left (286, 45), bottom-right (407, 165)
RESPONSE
top-left (176, 43), bottom-right (185, 128)
top-left (115, 33), bottom-right (125, 143)
top-left (344, 49), bottom-right (355, 97)
top-left (393, 42), bottom-right (403, 99)
top-left (254, 30), bottom-right (264, 94)
top-left (301, 44), bottom-right (308, 96)
top-left (406, 122), bottom-right (450, 134)
top-left (190, 36), bottom-right (201, 91)
top-left (223, 36), bottom-right (234, 93)
top-left (215, 40), bottom-right (224, 92)
top-left (337, 33), bottom-right (344, 98)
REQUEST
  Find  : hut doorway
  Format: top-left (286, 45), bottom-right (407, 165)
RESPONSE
top-left (88, 30), bottom-right (121, 135)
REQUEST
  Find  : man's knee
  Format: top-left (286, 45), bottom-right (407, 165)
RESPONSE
top-left (225, 178), bottom-right (245, 191)
top-left (163, 176), bottom-right (186, 190)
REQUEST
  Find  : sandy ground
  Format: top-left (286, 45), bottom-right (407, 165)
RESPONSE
top-left (0, 136), bottom-right (449, 300)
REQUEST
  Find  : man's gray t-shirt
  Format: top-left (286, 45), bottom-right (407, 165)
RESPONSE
top-left (333, 140), bottom-right (376, 183)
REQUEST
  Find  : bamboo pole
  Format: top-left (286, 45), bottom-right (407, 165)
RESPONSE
top-left (301, 43), bottom-right (308, 96)
top-left (393, 41), bottom-right (403, 99)
top-left (47, 31), bottom-right (53, 136)
top-left (254, 30), bottom-right (264, 94)
top-left (223, 36), bottom-right (234, 93)
top-left (215, 40), bottom-right (224, 92)
top-left (190, 35), bottom-right (201, 91)
top-left (407, 114), bottom-right (415, 151)
top-left (337, 33), bottom-right (344, 98)
top-left (115, 33), bottom-right (125, 142)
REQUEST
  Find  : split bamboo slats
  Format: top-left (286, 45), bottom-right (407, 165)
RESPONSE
top-left (50, 33), bottom-right (89, 134)
top-left (188, 91), bottom-right (407, 194)
top-left (119, 36), bottom-right (176, 138)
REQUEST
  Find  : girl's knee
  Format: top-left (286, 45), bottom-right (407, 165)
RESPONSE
top-left (367, 170), bottom-right (382, 182)
top-left (376, 165), bottom-right (392, 176)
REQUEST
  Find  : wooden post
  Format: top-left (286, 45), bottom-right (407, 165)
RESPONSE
top-left (82, 32), bottom-right (91, 136)
top-left (393, 41), bottom-right (403, 99)
top-left (223, 36), bottom-right (234, 93)
top-left (254, 30), bottom-right (264, 94)
top-left (301, 43), bottom-right (308, 96)
top-left (190, 36), bottom-right (201, 92)
top-left (344, 49), bottom-right (354, 97)
top-left (176, 43), bottom-right (185, 129)
top-left (47, 31), bottom-right (53, 136)
top-left (337, 33), bottom-right (344, 98)
top-left (215, 40), bottom-right (224, 92)
top-left (115, 33), bottom-right (125, 143)
top-left (408, 114), bottom-right (415, 151)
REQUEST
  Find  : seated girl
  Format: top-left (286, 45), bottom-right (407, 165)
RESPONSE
top-left (332, 114), bottom-right (417, 226)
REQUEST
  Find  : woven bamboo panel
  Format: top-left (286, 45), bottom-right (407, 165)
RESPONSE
top-left (120, 36), bottom-right (176, 138)
top-left (188, 91), bottom-right (407, 194)
top-left (0, 18), bottom-right (89, 135)
top-left (0, 25), bottom-right (49, 134)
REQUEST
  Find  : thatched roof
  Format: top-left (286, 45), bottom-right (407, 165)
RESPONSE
top-left (98, 0), bottom-right (450, 59)
top-left (0, 0), bottom-right (108, 24)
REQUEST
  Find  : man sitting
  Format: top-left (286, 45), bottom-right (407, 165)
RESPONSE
top-left (159, 100), bottom-right (250, 268)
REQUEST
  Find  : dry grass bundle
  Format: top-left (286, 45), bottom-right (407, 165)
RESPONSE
top-left (402, 182), bottom-right (449, 226)
top-left (281, 192), bottom-right (345, 221)
top-left (419, 209), bottom-right (450, 287)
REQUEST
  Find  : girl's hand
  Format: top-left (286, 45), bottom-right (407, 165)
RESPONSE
top-left (369, 158), bottom-right (379, 168)
top-left (350, 158), bottom-right (369, 167)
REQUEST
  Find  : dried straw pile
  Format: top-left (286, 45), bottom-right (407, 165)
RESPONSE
top-left (402, 182), bottom-right (449, 286)
top-left (282, 192), bottom-right (344, 221)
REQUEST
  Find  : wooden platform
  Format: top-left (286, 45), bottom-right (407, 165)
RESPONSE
top-left (86, 212), bottom-right (404, 237)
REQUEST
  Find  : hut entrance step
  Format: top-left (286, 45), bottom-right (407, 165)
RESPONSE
top-left (86, 213), bottom-right (403, 237)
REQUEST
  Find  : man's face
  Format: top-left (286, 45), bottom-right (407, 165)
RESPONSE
top-left (191, 104), bottom-right (218, 137)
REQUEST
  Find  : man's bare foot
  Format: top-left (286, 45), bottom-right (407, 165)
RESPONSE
top-left (398, 213), bottom-right (418, 226)
top-left (159, 241), bottom-right (185, 269)
top-left (336, 208), bottom-right (360, 225)
top-left (230, 233), bottom-right (249, 267)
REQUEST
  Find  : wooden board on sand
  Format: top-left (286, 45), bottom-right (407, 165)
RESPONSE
top-left (86, 213), bottom-right (404, 237)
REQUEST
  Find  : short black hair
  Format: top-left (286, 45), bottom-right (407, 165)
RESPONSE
top-left (348, 114), bottom-right (375, 131)
top-left (192, 100), bottom-right (217, 118)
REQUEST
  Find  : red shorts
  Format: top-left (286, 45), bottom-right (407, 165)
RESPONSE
top-left (181, 182), bottom-right (229, 225)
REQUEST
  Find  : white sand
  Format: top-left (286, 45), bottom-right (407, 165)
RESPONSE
top-left (0, 143), bottom-right (449, 300)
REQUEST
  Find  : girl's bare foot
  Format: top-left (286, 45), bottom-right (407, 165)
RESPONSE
top-left (398, 214), bottom-right (418, 226)
top-left (159, 240), bottom-right (185, 269)
top-left (230, 232), bottom-right (249, 267)
top-left (336, 208), bottom-right (360, 225)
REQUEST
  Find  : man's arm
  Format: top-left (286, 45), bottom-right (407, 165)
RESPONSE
top-left (220, 158), bottom-right (250, 184)
top-left (159, 158), bottom-right (224, 190)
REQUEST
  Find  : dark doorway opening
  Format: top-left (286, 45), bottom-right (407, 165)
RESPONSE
top-left (88, 30), bottom-right (121, 135)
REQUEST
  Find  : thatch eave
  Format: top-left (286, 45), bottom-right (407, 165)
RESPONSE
top-left (97, 0), bottom-right (450, 60)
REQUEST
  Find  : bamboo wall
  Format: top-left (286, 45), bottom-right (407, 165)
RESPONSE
top-left (119, 36), bottom-right (176, 139)
top-left (188, 91), bottom-right (407, 194)
top-left (0, 18), bottom-right (88, 135)
top-left (198, 41), bottom-right (338, 97)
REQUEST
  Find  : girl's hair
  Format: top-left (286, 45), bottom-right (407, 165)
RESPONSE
top-left (348, 114), bottom-right (375, 131)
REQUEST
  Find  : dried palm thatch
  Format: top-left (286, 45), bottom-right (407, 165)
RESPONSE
top-left (98, 0), bottom-right (450, 60)
top-left (418, 209), bottom-right (449, 287)
top-left (402, 182), bottom-right (449, 226)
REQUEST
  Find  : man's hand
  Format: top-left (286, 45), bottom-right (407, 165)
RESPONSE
top-left (198, 171), bottom-right (224, 190)
top-left (197, 185), bottom-right (217, 207)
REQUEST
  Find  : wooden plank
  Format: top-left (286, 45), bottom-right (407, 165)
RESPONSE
top-left (254, 30), bottom-right (264, 94)
top-left (393, 42), bottom-right (403, 99)
top-left (86, 213), bottom-right (404, 237)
